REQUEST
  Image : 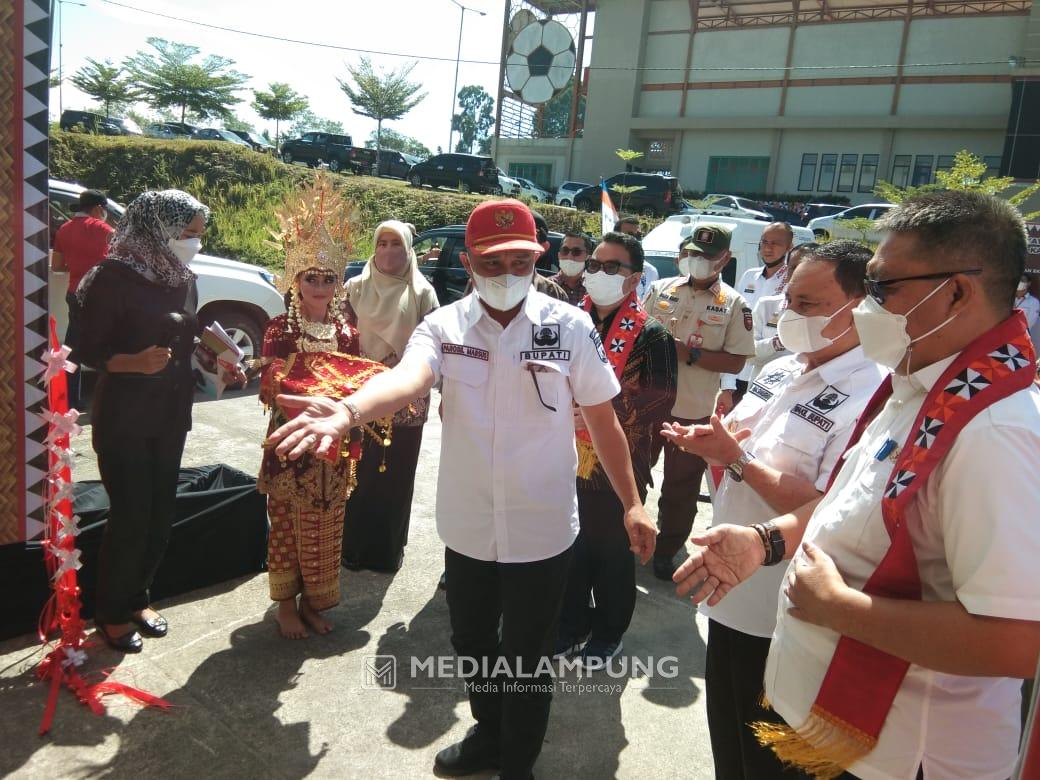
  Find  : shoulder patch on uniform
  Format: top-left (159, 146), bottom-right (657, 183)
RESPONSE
top-left (749, 383), bottom-right (773, 401)
top-left (589, 329), bottom-right (608, 363)
top-left (742, 306), bottom-right (753, 331)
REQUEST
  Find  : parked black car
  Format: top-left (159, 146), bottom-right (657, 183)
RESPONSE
top-left (280, 131), bottom-right (377, 174)
top-left (573, 173), bottom-right (685, 217)
top-left (59, 110), bottom-right (140, 136)
top-left (407, 153), bottom-right (501, 194)
top-left (344, 224), bottom-right (562, 304)
top-left (229, 129), bottom-right (276, 154)
top-left (376, 150), bottom-right (421, 179)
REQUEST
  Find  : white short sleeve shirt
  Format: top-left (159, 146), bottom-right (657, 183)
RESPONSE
top-left (764, 356), bottom-right (1040, 780)
top-left (725, 264), bottom-right (788, 384)
top-left (701, 347), bottom-right (886, 637)
top-left (401, 291), bottom-right (620, 563)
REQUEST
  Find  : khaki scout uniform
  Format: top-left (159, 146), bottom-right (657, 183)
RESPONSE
top-left (642, 273), bottom-right (755, 565)
top-left (643, 278), bottom-right (754, 419)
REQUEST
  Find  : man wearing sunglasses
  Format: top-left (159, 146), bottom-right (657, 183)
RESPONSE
top-left (265, 199), bottom-right (657, 780)
top-left (548, 231), bottom-right (594, 306)
top-left (556, 231), bottom-right (677, 669)
top-left (670, 191), bottom-right (1040, 780)
top-left (643, 223), bottom-right (755, 580)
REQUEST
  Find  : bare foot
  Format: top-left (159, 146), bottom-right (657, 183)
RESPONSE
top-left (299, 600), bottom-right (333, 634)
top-left (276, 599), bottom-right (308, 639)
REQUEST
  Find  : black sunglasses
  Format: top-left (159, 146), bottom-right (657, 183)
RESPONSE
top-left (558, 246), bottom-right (587, 257)
top-left (863, 269), bottom-right (982, 304)
top-left (303, 272), bottom-right (339, 286)
top-left (585, 259), bottom-right (634, 276)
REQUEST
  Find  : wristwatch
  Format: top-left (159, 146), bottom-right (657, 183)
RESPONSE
top-left (755, 520), bottom-right (786, 566)
top-left (686, 346), bottom-right (702, 366)
top-left (726, 450), bottom-right (756, 482)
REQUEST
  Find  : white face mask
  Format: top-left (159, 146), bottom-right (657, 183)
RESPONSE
top-left (583, 270), bottom-right (628, 307)
top-left (559, 259), bottom-right (585, 277)
top-left (776, 300), bottom-right (853, 355)
top-left (168, 237), bottom-right (201, 265)
top-left (678, 255), bottom-right (717, 280)
top-left (471, 270), bottom-right (533, 311)
top-left (1017, 283), bottom-right (1028, 297)
top-left (852, 278), bottom-right (956, 370)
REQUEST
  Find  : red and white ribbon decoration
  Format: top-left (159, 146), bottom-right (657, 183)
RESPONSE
top-left (34, 317), bottom-right (170, 735)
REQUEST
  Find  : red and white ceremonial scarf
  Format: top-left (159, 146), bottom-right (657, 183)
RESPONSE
top-left (754, 311), bottom-right (1037, 777)
top-left (576, 290), bottom-right (648, 478)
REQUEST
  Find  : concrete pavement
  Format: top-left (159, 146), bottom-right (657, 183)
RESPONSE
top-left (0, 386), bottom-right (717, 779)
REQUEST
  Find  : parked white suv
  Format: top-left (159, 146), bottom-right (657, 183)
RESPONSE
top-left (554, 181), bottom-right (593, 208)
top-left (48, 179), bottom-right (285, 363)
top-left (496, 168), bottom-right (522, 197)
top-left (808, 203), bottom-right (894, 243)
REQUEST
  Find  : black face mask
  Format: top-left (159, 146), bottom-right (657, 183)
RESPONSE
top-left (762, 250), bottom-right (788, 270)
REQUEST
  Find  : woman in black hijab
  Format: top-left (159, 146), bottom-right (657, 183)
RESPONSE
top-left (77, 189), bottom-right (209, 653)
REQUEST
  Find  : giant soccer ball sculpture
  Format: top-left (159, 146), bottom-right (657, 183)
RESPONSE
top-left (505, 19), bottom-right (576, 105)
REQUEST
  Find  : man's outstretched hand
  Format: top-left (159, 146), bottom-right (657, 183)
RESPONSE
top-left (267, 394), bottom-right (352, 460)
top-left (673, 524), bottom-right (765, 606)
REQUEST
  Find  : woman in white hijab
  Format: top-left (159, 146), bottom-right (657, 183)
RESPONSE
top-left (341, 220), bottom-right (438, 572)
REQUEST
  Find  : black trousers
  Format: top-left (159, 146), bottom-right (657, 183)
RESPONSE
top-left (342, 424), bottom-right (424, 571)
top-left (706, 619), bottom-right (811, 780)
top-left (64, 292), bottom-right (82, 410)
top-left (559, 489), bottom-right (636, 644)
top-left (445, 544), bottom-right (573, 779)
top-left (94, 430), bottom-right (187, 624)
top-left (656, 415), bottom-right (709, 561)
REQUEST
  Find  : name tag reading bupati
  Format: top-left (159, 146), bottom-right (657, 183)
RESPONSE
top-left (442, 343), bottom-right (489, 361)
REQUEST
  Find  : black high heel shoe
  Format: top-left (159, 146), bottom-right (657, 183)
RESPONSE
top-left (96, 624), bottom-right (144, 653)
top-left (132, 612), bottom-right (168, 638)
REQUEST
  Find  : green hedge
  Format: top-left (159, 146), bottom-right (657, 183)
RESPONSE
top-left (50, 132), bottom-right (624, 269)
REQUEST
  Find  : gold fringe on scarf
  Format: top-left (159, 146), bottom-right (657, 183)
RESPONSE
top-left (576, 437), bottom-right (598, 480)
top-left (751, 701), bottom-right (877, 780)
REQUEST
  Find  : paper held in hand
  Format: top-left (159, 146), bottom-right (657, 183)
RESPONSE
top-left (192, 321), bottom-right (244, 398)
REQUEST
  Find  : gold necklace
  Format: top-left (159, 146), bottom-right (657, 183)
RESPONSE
top-left (296, 314), bottom-right (339, 352)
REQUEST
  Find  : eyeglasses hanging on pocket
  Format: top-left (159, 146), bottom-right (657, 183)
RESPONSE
top-left (521, 359), bottom-right (562, 413)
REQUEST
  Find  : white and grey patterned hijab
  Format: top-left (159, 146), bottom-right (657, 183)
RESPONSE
top-left (76, 189), bottom-right (209, 302)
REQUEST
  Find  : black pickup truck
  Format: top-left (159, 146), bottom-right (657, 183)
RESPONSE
top-left (279, 131), bottom-right (377, 174)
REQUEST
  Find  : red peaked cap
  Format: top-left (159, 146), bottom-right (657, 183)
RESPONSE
top-left (465, 199), bottom-right (545, 256)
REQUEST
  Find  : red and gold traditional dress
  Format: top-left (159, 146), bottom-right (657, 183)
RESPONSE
top-left (257, 314), bottom-right (367, 609)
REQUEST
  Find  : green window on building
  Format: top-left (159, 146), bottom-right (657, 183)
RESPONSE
top-left (705, 156), bottom-right (770, 194)
top-left (817, 154), bottom-right (838, 192)
top-left (508, 163), bottom-right (553, 190)
top-left (858, 155), bottom-right (879, 193)
top-left (891, 155), bottom-right (911, 188)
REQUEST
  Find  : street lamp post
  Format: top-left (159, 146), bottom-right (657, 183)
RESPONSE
top-left (56, 0), bottom-right (87, 119)
top-left (446, 0), bottom-right (485, 154)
